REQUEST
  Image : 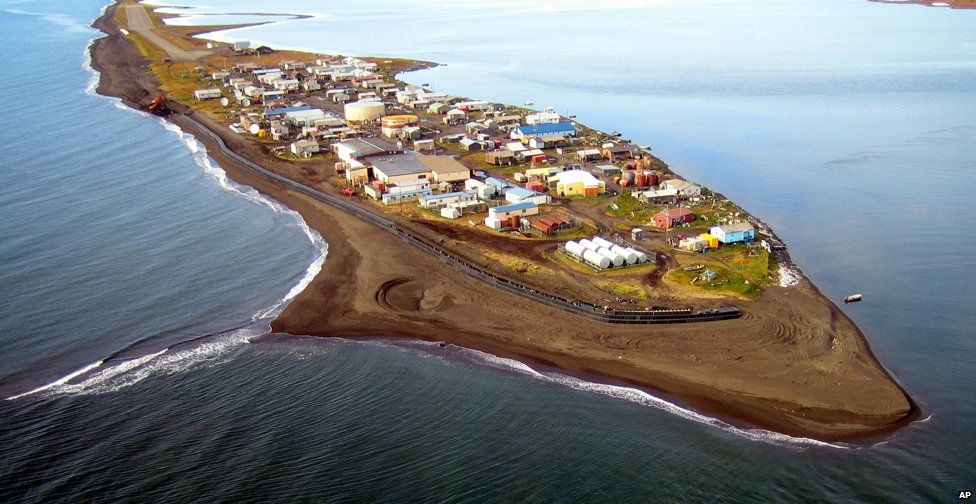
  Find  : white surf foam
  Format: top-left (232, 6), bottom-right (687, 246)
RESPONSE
top-left (4, 21), bottom-right (329, 401)
top-left (5, 360), bottom-right (105, 400)
top-left (778, 263), bottom-right (801, 287)
top-left (400, 340), bottom-right (851, 450)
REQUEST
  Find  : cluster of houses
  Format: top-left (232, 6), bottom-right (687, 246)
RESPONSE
top-left (677, 222), bottom-right (757, 252)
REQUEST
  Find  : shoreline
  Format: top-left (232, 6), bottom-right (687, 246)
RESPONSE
top-left (89, 1), bottom-right (919, 441)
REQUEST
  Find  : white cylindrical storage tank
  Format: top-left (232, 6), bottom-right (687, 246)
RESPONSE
top-left (219, 97), bottom-right (229, 107)
top-left (565, 241), bottom-right (585, 257)
top-left (579, 239), bottom-right (599, 251)
top-left (344, 101), bottom-right (385, 122)
top-left (612, 245), bottom-right (638, 265)
top-left (593, 237), bottom-right (613, 249)
top-left (626, 247), bottom-right (648, 263)
top-left (597, 248), bottom-right (625, 267)
top-left (239, 97), bottom-right (251, 107)
top-left (583, 249), bottom-right (610, 269)
top-left (248, 123), bottom-right (260, 135)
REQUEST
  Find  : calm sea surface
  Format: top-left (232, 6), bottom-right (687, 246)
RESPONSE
top-left (1, 0), bottom-right (974, 501)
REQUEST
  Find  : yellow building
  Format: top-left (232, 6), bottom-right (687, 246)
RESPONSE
top-left (549, 170), bottom-right (606, 197)
top-left (699, 233), bottom-right (719, 249)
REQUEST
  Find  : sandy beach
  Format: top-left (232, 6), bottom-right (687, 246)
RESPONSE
top-left (89, 1), bottom-right (920, 441)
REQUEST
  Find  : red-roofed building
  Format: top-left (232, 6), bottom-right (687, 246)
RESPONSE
top-left (652, 208), bottom-right (695, 229)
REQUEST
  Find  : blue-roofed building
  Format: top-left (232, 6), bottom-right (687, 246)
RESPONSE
top-left (511, 122), bottom-right (577, 141)
top-left (504, 187), bottom-right (551, 206)
top-left (418, 191), bottom-right (477, 209)
top-left (710, 222), bottom-right (756, 244)
top-left (488, 201), bottom-right (539, 220)
top-left (265, 105), bottom-right (312, 118)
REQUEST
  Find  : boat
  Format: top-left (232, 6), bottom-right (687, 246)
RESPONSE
top-left (844, 294), bottom-right (863, 303)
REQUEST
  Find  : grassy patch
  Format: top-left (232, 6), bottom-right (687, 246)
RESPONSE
top-left (665, 243), bottom-right (774, 299)
top-left (605, 192), bottom-right (658, 224)
top-left (595, 280), bottom-right (648, 300)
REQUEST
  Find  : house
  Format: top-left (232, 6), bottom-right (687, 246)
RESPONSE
top-left (602, 143), bottom-right (642, 162)
top-left (710, 222), bottom-right (756, 244)
top-left (489, 201), bottom-right (539, 220)
top-left (525, 111), bottom-right (562, 125)
top-left (272, 79), bottom-right (300, 91)
top-left (459, 138), bottom-right (489, 152)
top-left (652, 207), bottom-right (695, 229)
top-left (636, 187), bottom-right (678, 205)
top-left (511, 122), bottom-right (577, 141)
top-left (455, 100), bottom-right (492, 112)
top-left (290, 139), bottom-right (320, 158)
top-left (418, 191), bottom-right (477, 210)
top-left (232, 41), bottom-right (251, 51)
top-left (504, 187), bottom-right (551, 205)
top-left (381, 180), bottom-right (432, 205)
top-left (549, 170), bottom-right (606, 197)
top-left (269, 121), bottom-right (289, 141)
top-left (370, 154), bottom-right (431, 184)
top-left (193, 88), bottom-right (221, 100)
top-left (418, 155), bottom-right (471, 183)
top-left (465, 179), bottom-right (497, 199)
top-left (575, 148), bottom-right (602, 162)
top-left (661, 179), bottom-right (702, 196)
top-left (678, 236), bottom-right (708, 252)
top-left (302, 80), bottom-right (322, 92)
top-left (414, 139), bottom-right (435, 153)
top-left (485, 149), bottom-right (515, 166)
top-left (528, 136), bottom-right (568, 150)
top-left (261, 90), bottom-right (286, 102)
top-left (443, 109), bottom-right (466, 125)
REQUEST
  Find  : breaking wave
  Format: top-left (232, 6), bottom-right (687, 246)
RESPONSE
top-left (386, 340), bottom-right (853, 450)
top-left (4, 33), bottom-right (327, 401)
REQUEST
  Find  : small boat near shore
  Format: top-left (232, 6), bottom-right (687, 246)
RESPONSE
top-left (844, 294), bottom-right (863, 303)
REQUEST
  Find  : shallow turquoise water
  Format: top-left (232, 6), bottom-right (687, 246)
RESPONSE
top-left (1, 0), bottom-right (974, 501)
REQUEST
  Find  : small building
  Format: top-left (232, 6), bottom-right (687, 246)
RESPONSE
top-left (710, 222), bottom-right (756, 244)
top-left (459, 137), bottom-right (489, 152)
top-left (232, 41), bottom-right (251, 52)
top-left (418, 191), bottom-right (477, 210)
top-left (418, 155), bottom-right (471, 183)
top-left (678, 236), bottom-right (708, 252)
top-left (575, 148), bottom-right (602, 162)
top-left (525, 180), bottom-right (546, 192)
top-left (441, 207), bottom-right (461, 219)
top-left (302, 80), bottom-right (322, 92)
top-left (636, 187), bottom-right (678, 205)
top-left (485, 149), bottom-right (515, 166)
top-left (381, 180), bottom-right (432, 205)
top-left (504, 187), bottom-right (551, 206)
top-left (489, 201), bottom-right (539, 220)
top-left (193, 88), bottom-right (221, 100)
top-left (443, 109), bottom-right (466, 125)
top-left (594, 164), bottom-right (622, 177)
top-left (699, 233), bottom-right (719, 249)
top-left (414, 139), bottom-right (436, 153)
top-left (661, 179), bottom-right (702, 196)
top-left (549, 170), bottom-right (606, 197)
top-left (653, 207), bottom-right (695, 229)
top-left (511, 122), bottom-right (577, 141)
top-left (525, 111), bottom-right (562, 125)
top-left (631, 228), bottom-right (644, 241)
top-left (602, 143), bottom-right (641, 162)
top-left (289, 139), bottom-right (320, 158)
top-left (273, 79), bottom-right (300, 91)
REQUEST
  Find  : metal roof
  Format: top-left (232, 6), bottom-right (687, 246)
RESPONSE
top-left (493, 201), bottom-right (537, 213)
top-left (514, 122), bottom-right (575, 135)
top-left (370, 154), bottom-right (428, 177)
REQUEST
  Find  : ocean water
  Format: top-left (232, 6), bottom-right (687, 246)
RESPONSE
top-left (1, 0), bottom-right (975, 501)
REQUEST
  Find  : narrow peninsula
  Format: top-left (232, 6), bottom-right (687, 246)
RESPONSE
top-left (90, 0), bottom-right (919, 441)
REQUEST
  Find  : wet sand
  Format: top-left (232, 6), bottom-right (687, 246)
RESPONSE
top-left (90, 1), bottom-right (919, 441)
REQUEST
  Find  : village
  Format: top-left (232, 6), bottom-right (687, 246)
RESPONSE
top-left (149, 32), bottom-right (783, 306)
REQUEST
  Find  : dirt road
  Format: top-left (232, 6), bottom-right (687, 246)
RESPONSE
top-left (124, 5), bottom-right (212, 60)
